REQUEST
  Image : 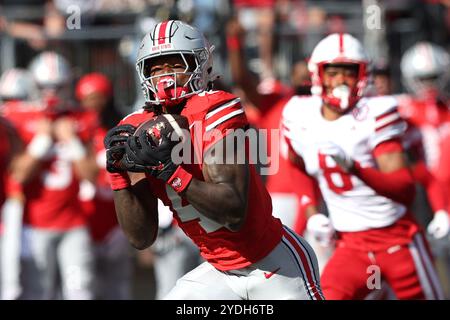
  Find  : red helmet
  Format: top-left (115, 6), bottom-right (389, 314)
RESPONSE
top-left (75, 73), bottom-right (113, 101)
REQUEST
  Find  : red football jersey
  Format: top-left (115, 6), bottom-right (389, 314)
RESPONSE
top-left (398, 96), bottom-right (450, 175)
top-left (111, 90), bottom-right (283, 270)
top-left (81, 126), bottom-right (119, 242)
top-left (2, 102), bottom-right (96, 230)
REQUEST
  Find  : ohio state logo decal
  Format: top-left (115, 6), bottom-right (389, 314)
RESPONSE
top-left (171, 177), bottom-right (182, 189)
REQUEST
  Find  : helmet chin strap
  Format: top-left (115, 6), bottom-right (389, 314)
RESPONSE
top-left (156, 76), bottom-right (189, 107)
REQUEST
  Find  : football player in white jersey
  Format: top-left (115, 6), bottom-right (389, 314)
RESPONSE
top-left (282, 33), bottom-right (445, 300)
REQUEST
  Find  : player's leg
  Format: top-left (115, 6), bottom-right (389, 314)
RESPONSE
top-left (163, 261), bottom-right (242, 300)
top-left (380, 232), bottom-right (445, 300)
top-left (320, 245), bottom-right (373, 300)
top-left (57, 226), bottom-right (95, 300)
top-left (0, 198), bottom-right (24, 299)
top-left (28, 228), bottom-right (59, 299)
top-left (246, 226), bottom-right (324, 300)
top-left (97, 227), bottom-right (132, 300)
top-left (153, 228), bottom-right (202, 299)
top-left (270, 193), bottom-right (299, 229)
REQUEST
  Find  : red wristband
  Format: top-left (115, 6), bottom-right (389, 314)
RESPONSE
top-left (108, 172), bottom-right (131, 191)
top-left (226, 36), bottom-right (241, 51)
top-left (167, 166), bottom-right (193, 193)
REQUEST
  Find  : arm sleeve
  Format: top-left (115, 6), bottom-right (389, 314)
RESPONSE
top-left (412, 161), bottom-right (448, 212)
top-left (353, 138), bottom-right (416, 207)
top-left (369, 105), bottom-right (407, 149)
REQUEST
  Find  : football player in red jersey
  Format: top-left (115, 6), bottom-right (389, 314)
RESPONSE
top-left (105, 20), bottom-right (323, 300)
top-left (0, 68), bottom-right (30, 300)
top-left (5, 52), bottom-right (96, 299)
top-left (398, 42), bottom-right (450, 240)
top-left (75, 73), bottom-right (132, 299)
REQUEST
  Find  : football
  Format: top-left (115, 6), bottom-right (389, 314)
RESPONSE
top-left (134, 113), bottom-right (190, 147)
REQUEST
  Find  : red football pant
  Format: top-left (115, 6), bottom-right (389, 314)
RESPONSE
top-left (321, 232), bottom-right (444, 300)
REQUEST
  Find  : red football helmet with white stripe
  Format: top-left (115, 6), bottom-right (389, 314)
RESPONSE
top-left (136, 20), bottom-right (214, 109)
top-left (308, 33), bottom-right (369, 113)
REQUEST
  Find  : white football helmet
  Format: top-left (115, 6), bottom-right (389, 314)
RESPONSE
top-left (400, 42), bottom-right (450, 99)
top-left (308, 33), bottom-right (369, 113)
top-left (136, 20), bottom-right (214, 108)
top-left (0, 68), bottom-right (36, 101)
top-left (28, 51), bottom-right (72, 112)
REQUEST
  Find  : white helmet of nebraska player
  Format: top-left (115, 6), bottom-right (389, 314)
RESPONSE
top-left (136, 20), bottom-right (214, 108)
top-left (0, 68), bottom-right (36, 101)
top-left (29, 51), bottom-right (72, 112)
top-left (400, 42), bottom-right (450, 99)
top-left (308, 33), bottom-right (369, 113)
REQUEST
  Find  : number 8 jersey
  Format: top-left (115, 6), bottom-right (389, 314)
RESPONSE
top-left (282, 95), bottom-right (407, 232)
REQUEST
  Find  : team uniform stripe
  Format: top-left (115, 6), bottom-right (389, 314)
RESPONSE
top-left (408, 234), bottom-right (438, 299)
top-left (158, 21), bottom-right (169, 44)
top-left (413, 233), bottom-right (445, 299)
top-left (282, 228), bottom-right (324, 300)
top-left (375, 112), bottom-right (401, 129)
top-left (168, 20), bottom-right (174, 43)
top-left (284, 227), bottom-right (322, 284)
top-left (375, 118), bottom-right (403, 132)
top-left (205, 98), bottom-right (241, 120)
top-left (281, 237), bottom-right (313, 300)
top-left (152, 23), bottom-right (158, 45)
top-left (205, 109), bottom-right (244, 132)
top-left (375, 107), bottom-right (398, 121)
top-left (339, 34), bottom-right (344, 54)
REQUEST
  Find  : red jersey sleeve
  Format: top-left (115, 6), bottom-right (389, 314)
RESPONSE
top-left (202, 96), bottom-right (248, 152)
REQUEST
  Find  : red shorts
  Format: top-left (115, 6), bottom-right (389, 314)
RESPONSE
top-left (321, 232), bottom-right (444, 300)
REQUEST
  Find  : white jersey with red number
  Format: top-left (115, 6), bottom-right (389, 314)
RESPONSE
top-left (282, 95), bottom-right (407, 232)
top-left (113, 90), bottom-right (283, 271)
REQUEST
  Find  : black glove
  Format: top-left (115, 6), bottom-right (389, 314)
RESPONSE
top-left (104, 124), bottom-right (136, 173)
top-left (125, 129), bottom-right (179, 181)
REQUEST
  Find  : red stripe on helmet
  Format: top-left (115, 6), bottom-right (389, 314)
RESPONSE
top-left (339, 33), bottom-right (344, 54)
top-left (158, 21), bottom-right (169, 44)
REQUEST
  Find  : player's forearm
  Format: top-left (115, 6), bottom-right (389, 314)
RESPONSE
top-left (181, 178), bottom-right (248, 231)
top-left (73, 157), bottom-right (99, 183)
top-left (113, 179), bottom-right (158, 249)
top-left (352, 162), bottom-right (416, 206)
top-left (10, 154), bottom-right (43, 185)
top-left (412, 162), bottom-right (448, 212)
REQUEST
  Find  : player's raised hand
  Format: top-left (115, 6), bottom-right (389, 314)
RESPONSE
top-left (427, 210), bottom-right (450, 239)
top-left (104, 124), bottom-right (136, 173)
top-left (319, 142), bottom-right (354, 172)
top-left (306, 213), bottom-right (335, 247)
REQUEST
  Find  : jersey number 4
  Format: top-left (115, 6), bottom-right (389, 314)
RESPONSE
top-left (166, 186), bottom-right (224, 233)
top-left (318, 153), bottom-right (353, 194)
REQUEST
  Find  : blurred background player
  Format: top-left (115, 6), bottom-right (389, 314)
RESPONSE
top-left (0, 68), bottom-right (34, 300)
top-left (283, 33), bottom-right (445, 300)
top-left (4, 51), bottom-right (96, 299)
top-left (398, 41), bottom-right (450, 292)
top-left (75, 72), bottom-right (132, 300)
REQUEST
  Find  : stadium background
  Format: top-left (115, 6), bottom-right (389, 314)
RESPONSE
top-left (0, 0), bottom-right (449, 299)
